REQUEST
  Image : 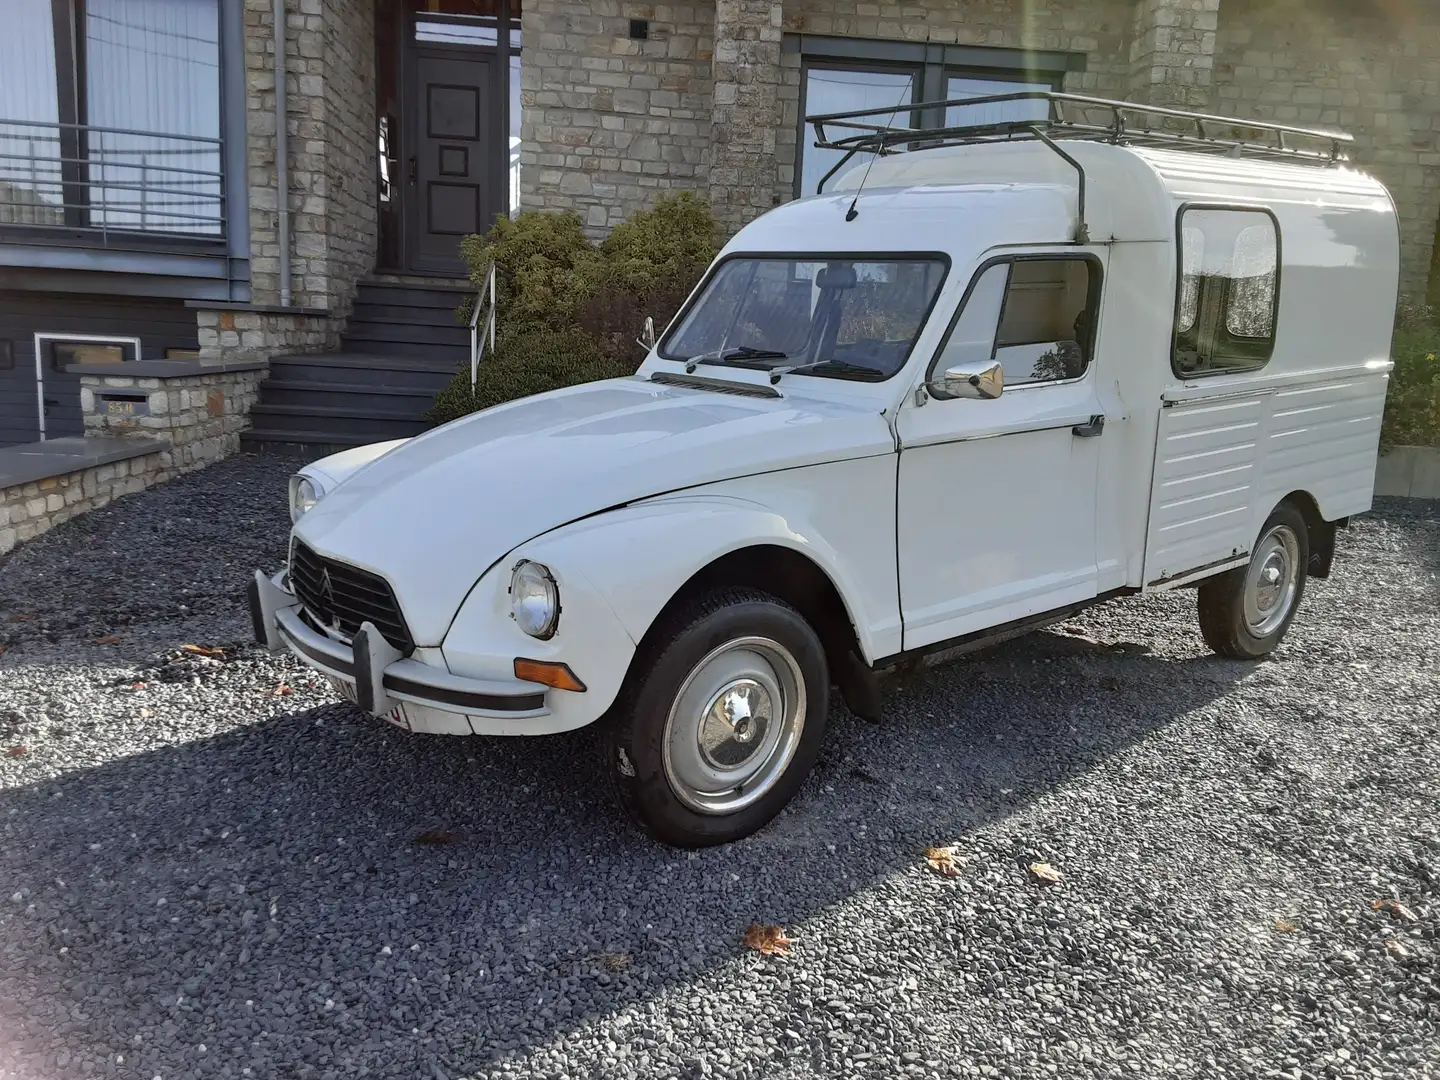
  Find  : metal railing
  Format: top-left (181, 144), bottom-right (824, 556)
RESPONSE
top-left (0, 117), bottom-right (225, 240)
top-left (470, 261), bottom-right (497, 390)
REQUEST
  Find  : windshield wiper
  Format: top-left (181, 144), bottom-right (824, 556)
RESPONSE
top-left (767, 359), bottom-right (886, 384)
top-left (684, 346), bottom-right (790, 373)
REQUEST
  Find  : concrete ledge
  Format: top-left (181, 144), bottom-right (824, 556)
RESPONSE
top-left (186, 299), bottom-right (331, 317)
top-left (0, 436), bottom-right (170, 490)
top-left (1375, 445), bottom-right (1440, 500)
top-left (65, 359), bottom-right (268, 377)
top-left (1, 436), bottom-right (172, 556)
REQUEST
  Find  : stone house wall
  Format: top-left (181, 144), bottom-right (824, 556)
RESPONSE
top-left (243, 0), bottom-right (377, 316)
top-left (520, 0), bottom-right (716, 232)
top-left (0, 449), bottom-right (169, 557)
top-left (520, 0), bottom-right (1440, 299)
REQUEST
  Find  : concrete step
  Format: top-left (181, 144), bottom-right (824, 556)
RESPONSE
top-left (247, 403), bottom-right (432, 440)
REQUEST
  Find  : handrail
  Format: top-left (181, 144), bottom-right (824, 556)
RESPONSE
top-left (470, 261), bottom-right (497, 390)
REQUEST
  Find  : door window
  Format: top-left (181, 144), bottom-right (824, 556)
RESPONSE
top-left (932, 256), bottom-right (1100, 387)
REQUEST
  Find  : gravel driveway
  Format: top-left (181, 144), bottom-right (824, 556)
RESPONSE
top-left (1, 453), bottom-right (1436, 1080)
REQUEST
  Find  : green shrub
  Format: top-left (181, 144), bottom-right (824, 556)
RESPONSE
top-left (1383, 300), bottom-right (1440, 448)
top-left (427, 328), bottom-right (634, 426)
top-left (440, 193), bottom-right (721, 423)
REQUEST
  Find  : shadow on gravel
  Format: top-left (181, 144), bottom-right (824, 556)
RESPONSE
top-left (0, 626), bottom-right (1249, 1079)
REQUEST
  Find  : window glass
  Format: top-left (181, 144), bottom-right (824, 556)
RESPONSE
top-left (50, 341), bottom-right (133, 371)
top-left (0, 341), bottom-right (13, 372)
top-left (85, 0), bottom-right (223, 235)
top-left (933, 263), bottom-right (1009, 373)
top-left (1174, 209), bottom-right (1279, 376)
top-left (800, 67), bottom-right (916, 197)
top-left (661, 257), bottom-right (947, 381)
top-left (0, 5), bottom-right (62, 227)
top-left (994, 259), bottom-right (1096, 384)
top-left (944, 75), bottom-right (1051, 128)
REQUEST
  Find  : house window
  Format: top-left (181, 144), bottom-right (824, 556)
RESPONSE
top-left (1173, 208), bottom-right (1280, 377)
top-left (46, 337), bottom-right (139, 370)
top-left (0, 340), bottom-right (13, 371)
top-left (789, 36), bottom-right (1079, 198)
top-left (0, 0), bottom-right (223, 238)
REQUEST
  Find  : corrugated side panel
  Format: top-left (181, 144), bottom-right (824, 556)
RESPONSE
top-left (1143, 395), bottom-right (1266, 588)
top-left (1142, 372), bottom-right (1388, 590)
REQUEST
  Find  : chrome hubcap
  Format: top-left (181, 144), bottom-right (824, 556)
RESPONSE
top-left (1243, 524), bottom-right (1300, 637)
top-left (662, 636), bottom-right (806, 815)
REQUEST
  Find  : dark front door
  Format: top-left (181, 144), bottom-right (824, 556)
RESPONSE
top-left (407, 49), bottom-right (495, 275)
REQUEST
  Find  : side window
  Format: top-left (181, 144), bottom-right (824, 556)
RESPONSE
top-left (932, 263), bottom-right (1009, 374)
top-left (993, 258), bottom-right (1097, 385)
top-left (1174, 208), bottom-right (1279, 377)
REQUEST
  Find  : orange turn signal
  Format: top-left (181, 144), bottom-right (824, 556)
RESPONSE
top-left (513, 658), bottom-right (587, 693)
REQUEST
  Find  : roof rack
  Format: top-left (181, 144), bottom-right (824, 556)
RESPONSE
top-left (806, 91), bottom-right (1354, 243)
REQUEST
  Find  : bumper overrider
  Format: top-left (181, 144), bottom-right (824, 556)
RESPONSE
top-left (247, 569), bottom-right (556, 734)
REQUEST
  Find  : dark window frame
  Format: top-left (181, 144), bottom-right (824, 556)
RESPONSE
top-left (655, 248), bottom-right (953, 383)
top-left (786, 35), bottom-right (1083, 199)
top-left (1171, 203), bottom-right (1283, 380)
top-left (928, 251), bottom-right (1104, 388)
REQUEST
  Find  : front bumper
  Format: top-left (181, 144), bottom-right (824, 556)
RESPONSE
top-left (248, 569), bottom-right (550, 734)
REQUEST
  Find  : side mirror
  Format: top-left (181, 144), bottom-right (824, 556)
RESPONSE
top-left (636, 315), bottom-right (657, 352)
top-left (926, 360), bottom-right (1004, 401)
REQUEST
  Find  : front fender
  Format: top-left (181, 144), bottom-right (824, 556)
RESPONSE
top-left (442, 493), bottom-right (883, 732)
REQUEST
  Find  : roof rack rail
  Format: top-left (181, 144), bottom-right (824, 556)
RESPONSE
top-left (805, 91), bottom-right (1354, 243)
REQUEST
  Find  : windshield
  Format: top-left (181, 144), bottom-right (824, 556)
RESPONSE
top-left (659, 256), bottom-right (949, 381)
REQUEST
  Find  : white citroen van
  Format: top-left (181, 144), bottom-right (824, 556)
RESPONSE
top-left (252, 94), bottom-right (1398, 847)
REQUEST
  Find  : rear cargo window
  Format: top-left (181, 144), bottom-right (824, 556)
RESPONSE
top-left (1173, 207), bottom-right (1279, 377)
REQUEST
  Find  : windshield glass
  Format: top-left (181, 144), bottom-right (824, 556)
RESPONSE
top-left (659, 256), bottom-right (948, 381)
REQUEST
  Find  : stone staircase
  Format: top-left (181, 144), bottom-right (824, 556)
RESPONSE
top-left (242, 277), bottom-right (473, 452)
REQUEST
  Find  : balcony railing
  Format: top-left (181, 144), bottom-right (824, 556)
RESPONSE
top-left (0, 118), bottom-right (224, 242)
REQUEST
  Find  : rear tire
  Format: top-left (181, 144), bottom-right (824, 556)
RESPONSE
top-left (603, 587), bottom-right (829, 848)
top-left (1197, 502), bottom-right (1309, 659)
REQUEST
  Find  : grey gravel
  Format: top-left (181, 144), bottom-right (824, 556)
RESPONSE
top-left (1, 452), bottom-right (1437, 1080)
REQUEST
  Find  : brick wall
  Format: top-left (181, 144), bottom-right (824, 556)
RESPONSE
top-left (243, 0), bottom-right (377, 314)
top-left (521, 0), bottom-right (715, 232)
top-left (1214, 0), bottom-right (1440, 300)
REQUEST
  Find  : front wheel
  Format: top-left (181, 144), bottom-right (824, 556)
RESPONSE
top-left (603, 588), bottom-right (830, 848)
top-left (1197, 502), bottom-right (1310, 659)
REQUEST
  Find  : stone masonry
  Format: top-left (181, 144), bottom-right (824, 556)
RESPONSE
top-left (195, 309), bottom-right (338, 365)
top-left (519, 0), bottom-right (1440, 299)
top-left (0, 448), bottom-right (169, 556)
top-left (243, 0), bottom-right (376, 317)
top-left (79, 365), bottom-right (266, 471)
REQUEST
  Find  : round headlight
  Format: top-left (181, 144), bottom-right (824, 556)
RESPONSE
top-left (290, 475), bottom-right (322, 523)
top-left (510, 560), bottom-right (559, 638)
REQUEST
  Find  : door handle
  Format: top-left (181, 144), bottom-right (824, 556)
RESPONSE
top-left (1072, 414), bottom-right (1105, 438)
top-left (408, 156), bottom-right (417, 184)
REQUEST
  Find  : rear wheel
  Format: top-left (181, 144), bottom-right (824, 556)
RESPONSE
top-left (1197, 502), bottom-right (1309, 659)
top-left (603, 588), bottom-right (829, 848)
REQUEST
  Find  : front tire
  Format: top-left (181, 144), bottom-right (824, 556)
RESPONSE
top-left (1197, 502), bottom-right (1309, 659)
top-left (603, 587), bottom-right (830, 848)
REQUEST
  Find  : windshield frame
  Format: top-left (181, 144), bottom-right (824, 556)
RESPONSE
top-left (655, 249), bottom-right (953, 383)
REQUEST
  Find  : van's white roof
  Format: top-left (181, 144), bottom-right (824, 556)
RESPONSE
top-left (731, 140), bottom-right (1393, 254)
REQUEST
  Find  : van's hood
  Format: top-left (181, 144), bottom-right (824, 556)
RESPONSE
top-left (291, 375), bottom-right (895, 645)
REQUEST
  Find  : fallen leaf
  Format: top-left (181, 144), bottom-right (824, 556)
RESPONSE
top-left (91, 635), bottom-right (123, 646)
top-left (7, 614), bottom-right (35, 623)
top-left (743, 923), bottom-right (795, 956)
top-left (180, 644), bottom-right (226, 658)
top-left (1274, 919), bottom-right (1296, 933)
top-left (594, 951), bottom-right (631, 972)
top-left (1029, 862), bottom-right (1063, 885)
top-left (412, 829), bottom-right (462, 846)
top-left (1371, 898), bottom-right (1418, 922)
top-left (271, 684), bottom-right (295, 697)
top-left (924, 844), bottom-right (963, 878)
top-left (5, 746), bottom-right (27, 758)
top-left (130, 682), bottom-right (147, 691)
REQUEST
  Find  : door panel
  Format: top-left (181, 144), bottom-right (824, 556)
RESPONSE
top-left (408, 51), bottom-right (493, 274)
top-left (896, 385), bottom-right (1103, 650)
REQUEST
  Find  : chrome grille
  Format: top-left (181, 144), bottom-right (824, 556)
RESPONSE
top-left (289, 541), bottom-right (413, 653)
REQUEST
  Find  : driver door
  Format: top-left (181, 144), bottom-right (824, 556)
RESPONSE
top-left (895, 251), bottom-right (1109, 651)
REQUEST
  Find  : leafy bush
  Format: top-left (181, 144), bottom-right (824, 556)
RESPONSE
top-left (439, 193), bottom-right (720, 424)
top-left (1383, 300), bottom-right (1440, 448)
top-left (427, 329), bottom-right (634, 426)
